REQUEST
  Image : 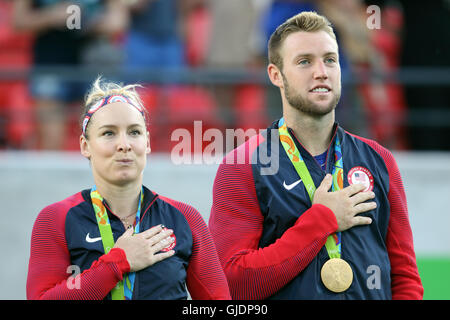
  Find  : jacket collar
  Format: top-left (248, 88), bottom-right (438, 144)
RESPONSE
top-left (81, 185), bottom-right (159, 220)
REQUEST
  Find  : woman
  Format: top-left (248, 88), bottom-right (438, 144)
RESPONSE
top-left (26, 77), bottom-right (230, 300)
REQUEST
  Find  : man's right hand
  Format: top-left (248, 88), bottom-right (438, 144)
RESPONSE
top-left (312, 174), bottom-right (376, 232)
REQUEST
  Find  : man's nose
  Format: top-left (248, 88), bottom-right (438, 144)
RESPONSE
top-left (313, 61), bottom-right (328, 80)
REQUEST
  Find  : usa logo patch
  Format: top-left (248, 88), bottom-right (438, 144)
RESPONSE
top-left (347, 166), bottom-right (374, 192)
top-left (161, 227), bottom-right (176, 252)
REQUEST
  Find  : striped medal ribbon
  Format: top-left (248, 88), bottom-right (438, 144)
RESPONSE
top-left (278, 118), bottom-right (353, 292)
top-left (90, 186), bottom-right (144, 300)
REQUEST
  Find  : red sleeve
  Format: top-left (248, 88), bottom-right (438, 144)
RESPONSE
top-left (26, 195), bottom-right (130, 300)
top-left (208, 143), bottom-right (338, 300)
top-left (354, 136), bottom-right (424, 299)
top-left (159, 196), bottom-right (231, 300)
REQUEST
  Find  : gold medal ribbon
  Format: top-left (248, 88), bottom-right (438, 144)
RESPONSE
top-left (90, 186), bottom-right (144, 299)
top-left (278, 119), bottom-right (352, 292)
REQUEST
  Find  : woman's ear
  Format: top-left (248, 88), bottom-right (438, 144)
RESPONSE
top-left (146, 131), bottom-right (151, 154)
top-left (80, 134), bottom-right (91, 159)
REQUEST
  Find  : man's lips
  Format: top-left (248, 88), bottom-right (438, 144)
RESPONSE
top-left (309, 85), bottom-right (332, 93)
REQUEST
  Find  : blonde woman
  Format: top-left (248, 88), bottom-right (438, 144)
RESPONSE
top-left (27, 77), bottom-right (230, 300)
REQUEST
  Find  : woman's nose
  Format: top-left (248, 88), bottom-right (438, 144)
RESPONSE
top-left (117, 133), bottom-right (132, 152)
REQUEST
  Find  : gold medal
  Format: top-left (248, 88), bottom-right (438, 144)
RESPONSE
top-left (320, 258), bottom-right (353, 293)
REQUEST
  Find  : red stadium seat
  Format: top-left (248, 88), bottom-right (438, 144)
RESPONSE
top-left (165, 85), bottom-right (220, 154)
top-left (234, 84), bottom-right (268, 132)
top-left (0, 1), bottom-right (34, 149)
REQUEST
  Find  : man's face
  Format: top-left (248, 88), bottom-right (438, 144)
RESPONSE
top-left (278, 30), bottom-right (341, 117)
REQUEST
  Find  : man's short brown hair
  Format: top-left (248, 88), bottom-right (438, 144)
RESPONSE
top-left (268, 11), bottom-right (337, 70)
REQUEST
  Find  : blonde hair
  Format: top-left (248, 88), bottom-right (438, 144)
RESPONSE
top-left (84, 76), bottom-right (144, 111)
top-left (268, 11), bottom-right (337, 70)
top-left (82, 76), bottom-right (148, 137)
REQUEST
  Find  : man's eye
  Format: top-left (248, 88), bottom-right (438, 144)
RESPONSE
top-left (298, 59), bottom-right (310, 65)
top-left (102, 131), bottom-right (114, 136)
top-left (325, 57), bottom-right (336, 63)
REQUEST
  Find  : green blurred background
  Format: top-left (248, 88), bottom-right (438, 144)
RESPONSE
top-left (417, 257), bottom-right (450, 300)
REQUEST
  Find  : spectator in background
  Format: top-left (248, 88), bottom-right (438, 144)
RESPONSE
top-left (319, 0), bottom-right (409, 150)
top-left (124, 0), bottom-right (204, 69)
top-left (123, 0), bottom-right (205, 153)
top-left (13, 0), bottom-right (129, 150)
top-left (205, 0), bottom-right (270, 133)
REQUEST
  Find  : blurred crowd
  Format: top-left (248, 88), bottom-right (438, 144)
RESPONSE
top-left (0, 0), bottom-right (449, 152)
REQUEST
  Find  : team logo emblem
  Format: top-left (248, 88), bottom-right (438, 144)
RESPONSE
top-left (347, 166), bottom-right (374, 192)
top-left (161, 227), bottom-right (176, 252)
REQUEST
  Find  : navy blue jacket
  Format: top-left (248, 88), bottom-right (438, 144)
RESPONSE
top-left (27, 186), bottom-right (230, 300)
top-left (209, 120), bottom-right (423, 299)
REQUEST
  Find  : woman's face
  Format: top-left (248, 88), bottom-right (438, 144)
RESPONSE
top-left (80, 102), bottom-right (150, 187)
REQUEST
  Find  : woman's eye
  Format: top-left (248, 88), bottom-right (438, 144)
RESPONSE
top-left (102, 131), bottom-right (114, 136)
top-left (130, 130), bottom-right (141, 136)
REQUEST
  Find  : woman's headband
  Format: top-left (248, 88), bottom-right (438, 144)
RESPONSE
top-left (82, 95), bottom-right (145, 136)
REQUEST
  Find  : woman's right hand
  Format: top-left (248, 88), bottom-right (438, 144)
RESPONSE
top-left (113, 225), bottom-right (175, 272)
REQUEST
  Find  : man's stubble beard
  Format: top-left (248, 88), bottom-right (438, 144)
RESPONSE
top-left (282, 73), bottom-right (341, 117)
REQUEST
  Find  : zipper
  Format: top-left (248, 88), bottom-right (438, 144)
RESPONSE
top-left (288, 124), bottom-right (339, 174)
top-left (139, 191), bottom-right (158, 224)
top-left (325, 125), bottom-right (339, 174)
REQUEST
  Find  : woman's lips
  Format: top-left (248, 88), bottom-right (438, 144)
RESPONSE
top-left (116, 159), bottom-right (133, 164)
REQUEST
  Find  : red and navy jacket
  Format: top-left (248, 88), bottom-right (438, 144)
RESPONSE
top-left (27, 186), bottom-right (230, 300)
top-left (209, 120), bottom-right (423, 300)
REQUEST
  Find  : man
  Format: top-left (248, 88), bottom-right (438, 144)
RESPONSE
top-left (208, 11), bottom-right (423, 299)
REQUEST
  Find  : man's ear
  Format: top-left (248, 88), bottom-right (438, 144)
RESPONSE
top-left (267, 63), bottom-right (284, 89)
top-left (80, 134), bottom-right (91, 159)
